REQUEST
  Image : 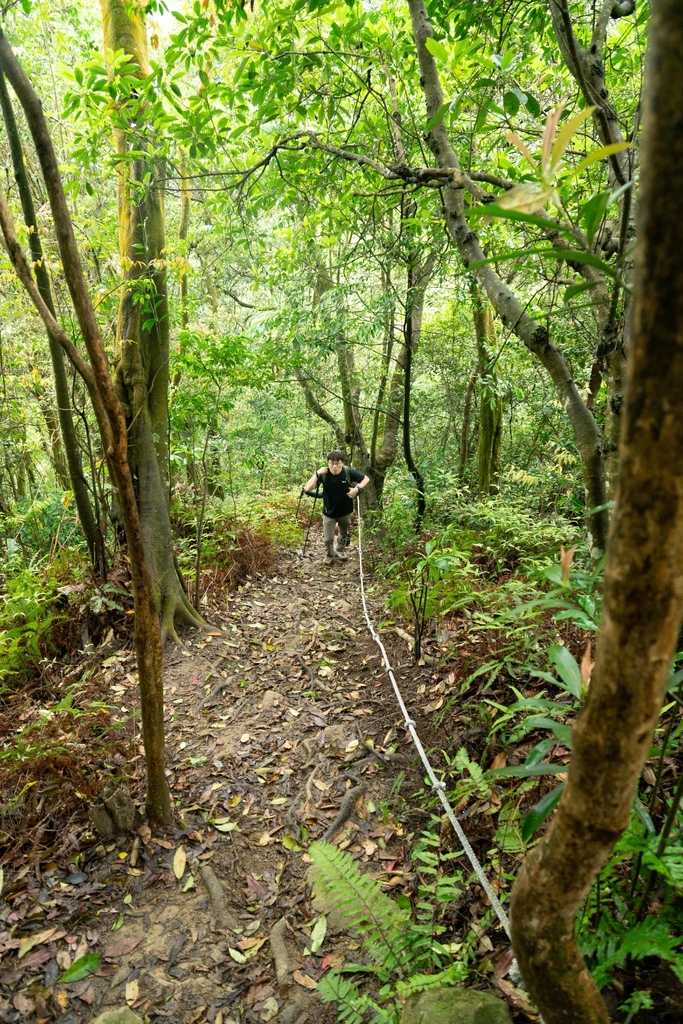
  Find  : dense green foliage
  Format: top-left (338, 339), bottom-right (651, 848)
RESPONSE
top-left (0, 1), bottom-right (681, 1020)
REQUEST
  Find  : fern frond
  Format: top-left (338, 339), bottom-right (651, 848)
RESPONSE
top-left (395, 960), bottom-right (469, 1000)
top-left (309, 841), bottom-right (411, 973)
top-left (591, 915), bottom-right (683, 987)
top-left (318, 972), bottom-right (371, 1023)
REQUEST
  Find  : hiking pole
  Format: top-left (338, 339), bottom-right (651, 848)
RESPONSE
top-left (301, 486), bottom-right (321, 556)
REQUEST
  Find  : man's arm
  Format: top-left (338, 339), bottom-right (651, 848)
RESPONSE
top-left (302, 468), bottom-right (325, 493)
top-left (348, 473), bottom-right (370, 498)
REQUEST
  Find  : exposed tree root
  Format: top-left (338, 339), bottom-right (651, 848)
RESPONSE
top-left (199, 865), bottom-right (239, 931)
top-left (160, 585), bottom-right (205, 644)
top-left (270, 917), bottom-right (294, 983)
top-left (322, 784), bottom-right (368, 843)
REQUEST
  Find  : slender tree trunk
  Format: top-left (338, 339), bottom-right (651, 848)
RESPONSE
top-left (458, 371), bottom-right (476, 482)
top-left (100, 0), bottom-right (203, 641)
top-left (0, 68), bottom-right (106, 575)
top-left (402, 332), bottom-right (424, 526)
top-left (370, 267), bottom-right (394, 472)
top-left (511, 6), bottom-right (683, 1022)
top-left (402, 260), bottom-right (425, 527)
top-left (375, 250), bottom-right (436, 502)
top-left (471, 287), bottom-right (502, 495)
top-left (36, 394), bottom-right (70, 491)
top-left (407, 0), bottom-right (609, 555)
top-left (0, 29), bottom-right (171, 826)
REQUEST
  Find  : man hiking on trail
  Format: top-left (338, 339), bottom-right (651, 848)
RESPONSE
top-left (302, 452), bottom-right (370, 565)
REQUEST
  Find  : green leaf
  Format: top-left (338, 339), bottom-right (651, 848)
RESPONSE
top-left (425, 101), bottom-right (450, 134)
top-left (475, 99), bottom-right (491, 133)
top-left (564, 281), bottom-right (598, 302)
top-left (59, 952), bottom-right (101, 983)
top-left (468, 204), bottom-right (575, 238)
top-left (580, 190), bottom-right (611, 245)
top-left (491, 763), bottom-right (568, 778)
top-left (425, 37), bottom-right (448, 63)
top-left (503, 91), bottom-right (520, 116)
top-left (524, 738), bottom-right (556, 766)
top-left (309, 914), bottom-right (327, 953)
top-left (633, 796), bottom-right (655, 834)
top-left (572, 141), bottom-right (631, 178)
top-left (552, 248), bottom-right (618, 279)
top-left (522, 783), bottom-right (565, 841)
top-left (548, 644), bottom-right (582, 699)
top-left (519, 715), bottom-right (573, 746)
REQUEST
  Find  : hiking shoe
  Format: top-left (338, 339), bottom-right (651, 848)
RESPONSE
top-left (335, 547), bottom-right (348, 561)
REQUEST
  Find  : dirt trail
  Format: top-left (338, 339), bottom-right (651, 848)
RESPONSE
top-left (2, 542), bottom-right (444, 1024)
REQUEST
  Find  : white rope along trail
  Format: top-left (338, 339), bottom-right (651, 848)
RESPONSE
top-left (355, 497), bottom-right (511, 938)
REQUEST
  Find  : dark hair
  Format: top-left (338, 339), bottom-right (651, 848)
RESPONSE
top-left (327, 451), bottom-right (346, 463)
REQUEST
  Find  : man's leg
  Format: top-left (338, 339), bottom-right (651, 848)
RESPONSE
top-left (335, 514), bottom-right (352, 559)
top-left (322, 515), bottom-right (336, 564)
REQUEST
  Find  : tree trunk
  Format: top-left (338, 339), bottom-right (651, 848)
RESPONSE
top-left (374, 250), bottom-right (436, 503)
top-left (471, 287), bottom-right (502, 495)
top-left (0, 68), bottom-right (106, 575)
top-left (100, 0), bottom-right (203, 641)
top-left (0, 29), bottom-right (171, 826)
top-left (36, 393), bottom-right (70, 491)
top-left (407, 0), bottom-right (609, 556)
top-left (548, 0), bottom-right (637, 498)
top-left (511, 5), bottom-right (683, 1022)
top-left (458, 371), bottom-right (476, 482)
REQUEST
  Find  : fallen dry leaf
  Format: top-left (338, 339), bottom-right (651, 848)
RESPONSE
top-left (173, 846), bottom-right (187, 880)
top-left (125, 978), bottom-right (139, 1006)
top-left (105, 936), bottom-right (143, 959)
top-left (17, 927), bottom-right (58, 960)
top-left (292, 970), bottom-right (317, 990)
top-left (13, 992), bottom-right (35, 1016)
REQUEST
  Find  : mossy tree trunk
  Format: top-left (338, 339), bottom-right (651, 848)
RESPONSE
top-left (100, 0), bottom-right (202, 641)
top-left (471, 286), bottom-right (502, 496)
top-left (511, 4), bottom-right (683, 1020)
top-left (0, 30), bottom-right (171, 825)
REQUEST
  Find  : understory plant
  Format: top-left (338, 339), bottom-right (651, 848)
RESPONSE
top-left (309, 836), bottom-right (468, 1023)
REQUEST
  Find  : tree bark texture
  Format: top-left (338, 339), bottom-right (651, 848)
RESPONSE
top-left (100, 0), bottom-right (202, 641)
top-left (0, 68), bottom-right (106, 575)
top-left (472, 289), bottom-right (502, 495)
top-left (407, 0), bottom-right (609, 555)
top-left (511, 5), bottom-right (683, 1022)
top-left (0, 29), bottom-right (171, 826)
top-left (458, 371), bottom-right (476, 482)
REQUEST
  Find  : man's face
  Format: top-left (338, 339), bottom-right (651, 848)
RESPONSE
top-left (328, 459), bottom-right (344, 475)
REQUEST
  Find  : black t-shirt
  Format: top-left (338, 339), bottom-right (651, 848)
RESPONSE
top-left (317, 467), bottom-right (364, 518)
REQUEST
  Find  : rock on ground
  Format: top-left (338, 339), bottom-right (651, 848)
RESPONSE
top-left (401, 986), bottom-right (513, 1024)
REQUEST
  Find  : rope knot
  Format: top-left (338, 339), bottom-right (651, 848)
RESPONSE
top-left (432, 779), bottom-right (446, 793)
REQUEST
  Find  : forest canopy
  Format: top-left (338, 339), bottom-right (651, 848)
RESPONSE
top-left (2, 3), bottom-right (683, 1024)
